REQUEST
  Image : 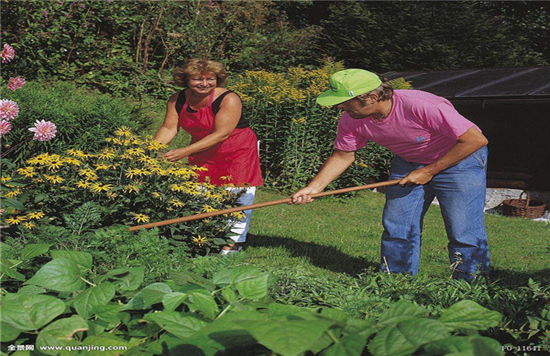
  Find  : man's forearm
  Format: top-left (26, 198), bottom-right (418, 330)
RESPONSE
top-left (307, 149), bottom-right (356, 192)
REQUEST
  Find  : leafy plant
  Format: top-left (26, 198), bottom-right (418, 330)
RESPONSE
top-left (1, 127), bottom-right (243, 254)
top-left (1, 251), bottom-right (505, 356)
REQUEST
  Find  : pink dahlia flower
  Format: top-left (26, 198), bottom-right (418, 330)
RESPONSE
top-left (29, 120), bottom-right (57, 141)
top-left (0, 99), bottom-right (19, 120)
top-left (7, 76), bottom-right (25, 91)
top-left (0, 120), bottom-right (12, 136)
top-left (1, 44), bottom-right (15, 63)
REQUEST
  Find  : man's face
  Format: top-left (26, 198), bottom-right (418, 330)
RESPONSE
top-left (336, 96), bottom-right (376, 119)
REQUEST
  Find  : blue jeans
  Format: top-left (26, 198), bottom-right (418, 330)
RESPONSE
top-left (380, 147), bottom-right (490, 281)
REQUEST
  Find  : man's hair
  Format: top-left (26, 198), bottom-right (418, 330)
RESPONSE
top-left (367, 82), bottom-right (394, 102)
top-left (173, 59), bottom-right (227, 87)
top-left (357, 76), bottom-right (394, 102)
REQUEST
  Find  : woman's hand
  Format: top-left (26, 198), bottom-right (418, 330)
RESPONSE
top-left (162, 148), bottom-right (189, 162)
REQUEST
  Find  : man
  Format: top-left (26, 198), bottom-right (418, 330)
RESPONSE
top-left (291, 69), bottom-right (490, 281)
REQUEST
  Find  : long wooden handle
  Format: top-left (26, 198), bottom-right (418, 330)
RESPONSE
top-left (129, 179), bottom-right (401, 231)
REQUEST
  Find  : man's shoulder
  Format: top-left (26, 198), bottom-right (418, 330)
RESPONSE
top-left (395, 90), bottom-right (450, 110)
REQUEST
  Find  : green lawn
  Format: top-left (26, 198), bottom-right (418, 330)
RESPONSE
top-left (243, 189), bottom-right (549, 286)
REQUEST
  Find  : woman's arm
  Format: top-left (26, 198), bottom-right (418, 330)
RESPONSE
top-left (162, 91), bottom-right (242, 162)
top-left (154, 92), bottom-right (180, 145)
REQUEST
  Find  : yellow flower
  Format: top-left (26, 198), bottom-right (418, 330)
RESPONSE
top-left (89, 183), bottom-right (114, 193)
top-left (76, 180), bottom-right (91, 188)
top-left (169, 199), bottom-right (185, 208)
top-left (220, 175), bottom-right (233, 181)
top-left (63, 157), bottom-right (82, 166)
top-left (78, 169), bottom-right (99, 180)
top-left (23, 221), bottom-right (36, 229)
top-left (45, 160), bottom-right (64, 171)
top-left (125, 168), bottom-right (151, 179)
top-left (66, 149), bottom-right (88, 158)
top-left (94, 163), bottom-right (114, 170)
top-left (123, 184), bottom-right (140, 193)
top-left (145, 140), bottom-right (166, 151)
top-left (27, 211), bottom-right (45, 220)
top-left (291, 117), bottom-right (307, 124)
top-left (106, 192), bottom-right (118, 199)
top-left (4, 188), bottom-right (22, 198)
top-left (26, 153), bottom-right (50, 165)
top-left (202, 205), bottom-right (217, 213)
top-left (1, 176), bottom-right (12, 182)
top-left (151, 192), bottom-right (163, 200)
top-left (230, 212), bottom-right (246, 220)
top-left (126, 148), bottom-right (145, 156)
top-left (169, 184), bottom-right (185, 192)
top-left (5, 215), bottom-right (27, 225)
top-left (192, 235), bottom-right (208, 246)
top-left (97, 149), bottom-right (116, 160)
top-left (114, 127), bottom-right (132, 137)
top-left (17, 167), bottom-right (37, 178)
top-left (131, 213), bottom-right (150, 223)
top-left (43, 175), bottom-right (65, 184)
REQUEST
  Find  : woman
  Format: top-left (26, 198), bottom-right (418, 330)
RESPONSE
top-left (154, 59), bottom-right (263, 254)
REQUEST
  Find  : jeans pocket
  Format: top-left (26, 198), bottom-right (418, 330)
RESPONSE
top-left (471, 147), bottom-right (488, 168)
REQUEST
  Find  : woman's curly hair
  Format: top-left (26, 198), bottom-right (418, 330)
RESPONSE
top-left (173, 59), bottom-right (227, 87)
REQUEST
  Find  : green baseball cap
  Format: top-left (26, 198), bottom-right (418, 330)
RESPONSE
top-left (316, 69), bottom-right (382, 106)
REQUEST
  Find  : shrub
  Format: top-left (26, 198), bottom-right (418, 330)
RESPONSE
top-left (228, 64), bottom-right (411, 191)
top-left (0, 128), bottom-right (243, 255)
top-left (1, 81), bottom-right (150, 163)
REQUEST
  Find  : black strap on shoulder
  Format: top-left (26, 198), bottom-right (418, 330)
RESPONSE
top-left (175, 90), bottom-right (186, 115)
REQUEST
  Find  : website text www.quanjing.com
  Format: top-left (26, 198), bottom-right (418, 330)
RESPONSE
top-left (39, 345), bottom-right (128, 352)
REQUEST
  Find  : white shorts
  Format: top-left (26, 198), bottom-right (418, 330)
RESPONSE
top-left (225, 186), bottom-right (256, 243)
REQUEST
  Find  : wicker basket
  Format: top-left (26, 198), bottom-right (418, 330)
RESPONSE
top-left (502, 191), bottom-right (546, 219)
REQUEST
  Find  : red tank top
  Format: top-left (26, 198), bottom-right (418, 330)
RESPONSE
top-left (178, 89), bottom-right (263, 186)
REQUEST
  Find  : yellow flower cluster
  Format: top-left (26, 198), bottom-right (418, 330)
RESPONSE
top-left (2, 128), bottom-right (235, 236)
top-left (228, 66), bottom-right (331, 105)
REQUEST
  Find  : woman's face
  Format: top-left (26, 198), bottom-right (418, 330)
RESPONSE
top-left (188, 72), bottom-right (217, 95)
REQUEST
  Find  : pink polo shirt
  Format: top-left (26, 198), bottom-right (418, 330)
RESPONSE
top-left (333, 90), bottom-right (480, 164)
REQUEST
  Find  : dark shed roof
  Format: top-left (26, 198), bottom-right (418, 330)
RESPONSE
top-left (383, 67), bottom-right (550, 99)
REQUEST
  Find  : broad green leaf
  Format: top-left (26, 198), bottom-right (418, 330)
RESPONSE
top-left (236, 272), bottom-right (271, 300)
top-left (221, 288), bottom-right (238, 303)
top-left (122, 283), bottom-right (172, 310)
top-left (193, 309), bottom-right (265, 349)
top-left (1, 293), bottom-right (66, 331)
top-left (21, 244), bottom-right (52, 261)
top-left (343, 318), bottom-right (377, 337)
top-left (0, 321), bottom-right (21, 342)
top-left (73, 282), bottom-right (116, 319)
top-left (322, 333), bottom-right (367, 356)
top-left (17, 285), bottom-right (47, 295)
top-left (144, 311), bottom-right (208, 338)
top-left (170, 270), bottom-right (216, 291)
top-left (162, 292), bottom-right (187, 311)
top-left (212, 266), bottom-right (261, 285)
top-left (89, 304), bottom-right (124, 323)
top-left (187, 290), bottom-right (219, 320)
top-left (246, 319), bottom-right (335, 356)
top-left (81, 334), bottom-right (128, 356)
top-left (368, 318), bottom-right (449, 356)
top-left (50, 250), bottom-right (93, 273)
top-left (439, 300), bottom-right (502, 331)
top-left (268, 303), bottom-right (318, 320)
top-left (36, 315), bottom-right (88, 356)
top-left (1, 197), bottom-right (24, 210)
top-left (106, 266), bottom-right (144, 291)
top-left (26, 258), bottom-right (85, 292)
top-left (376, 300), bottom-right (426, 330)
top-left (423, 336), bottom-right (503, 356)
top-left (0, 257), bottom-right (25, 281)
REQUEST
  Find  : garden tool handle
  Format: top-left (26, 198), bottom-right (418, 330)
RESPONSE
top-left (129, 179), bottom-right (401, 231)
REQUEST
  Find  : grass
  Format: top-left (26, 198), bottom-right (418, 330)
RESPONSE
top-left (242, 188), bottom-right (549, 286)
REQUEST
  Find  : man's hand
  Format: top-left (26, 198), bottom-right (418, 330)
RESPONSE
top-left (162, 148), bottom-right (189, 162)
top-left (290, 186), bottom-right (320, 205)
top-left (399, 167), bottom-right (434, 186)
